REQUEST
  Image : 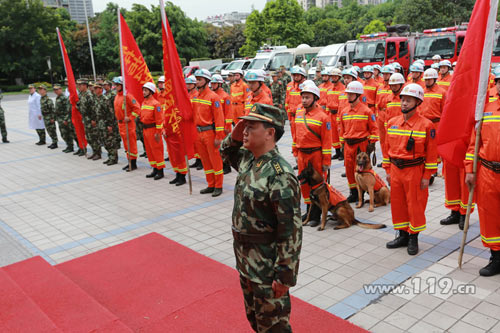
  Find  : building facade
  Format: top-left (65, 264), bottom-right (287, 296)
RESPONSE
top-left (42, 0), bottom-right (94, 24)
top-left (297, 0), bottom-right (386, 10)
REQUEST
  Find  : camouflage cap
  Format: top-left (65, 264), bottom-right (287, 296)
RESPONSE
top-left (76, 78), bottom-right (88, 85)
top-left (53, 84), bottom-right (62, 89)
top-left (28, 84), bottom-right (35, 88)
top-left (103, 80), bottom-right (112, 86)
top-left (37, 84), bottom-right (47, 90)
top-left (93, 82), bottom-right (103, 88)
top-left (239, 103), bottom-right (285, 128)
top-left (271, 71), bottom-right (279, 76)
top-left (88, 81), bottom-right (95, 87)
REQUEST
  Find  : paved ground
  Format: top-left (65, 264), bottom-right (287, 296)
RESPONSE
top-left (1, 94), bottom-right (500, 332)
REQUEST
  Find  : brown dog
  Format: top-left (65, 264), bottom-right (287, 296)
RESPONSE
top-left (298, 162), bottom-right (386, 231)
top-left (354, 151), bottom-right (390, 212)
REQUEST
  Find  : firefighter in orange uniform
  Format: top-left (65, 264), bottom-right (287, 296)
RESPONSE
top-left (256, 69), bottom-right (273, 101)
top-left (211, 74), bottom-right (233, 174)
top-left (437, 60), bottom-right (453, 91)
top-left (408, 63), bottom-right (425, 89)
top-left (326, 68), bottom-right (345, 160)
top-left (140, 82), bottom-right (165, 180)
top-left (375, 65), bottom-right (394, 166)
top-left (380, 73), bottom-right (405, 169)
top-left (230, 69), bottom-right (249, 123)
top-left (193, 69), bottom-right (225, 197)
top-left (384, 84), bottom-right (437, 255)
top-left (293, 80), bottom-right (332, 227)
top-left (373, 65), bottom-right (384, 85)
top-left (244, 70), bottom-right (273, 116)
top-left (339, 81), bottom-right (378, 203)
top-left (286, 66), bottom-right (307, 142)
top-left (465, 67), bottom-right (500, 276)
top-left (186, 75), bottom-right (203, 170)
top-left (318, 68), bottom-right (333, 111)
top-left (113, 76), bottom-right (140, 172)
top-left (361, 65), bottom-right (380, 113)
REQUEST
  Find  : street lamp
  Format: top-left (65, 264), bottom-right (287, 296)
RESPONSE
top-left (46, 56), bottom-right (53, 87)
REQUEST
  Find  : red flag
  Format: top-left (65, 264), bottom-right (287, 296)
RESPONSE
top-left (437, 0), bottom-right (498, 167)
top-left (160, 1), bottom-right (197, 159)
top-left (56, 27), bottom-right (87, 149)
top-left (118, 12), bottom-right (153, 104)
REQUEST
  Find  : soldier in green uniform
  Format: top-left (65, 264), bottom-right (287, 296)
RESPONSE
top-left (38, 84), bottom-right (58, 149)
top-left (103, 80), bottom-right (121, 154)
top-left (0, 89), bottom-right (8, 143)
top-left (94, 83), bottom-right (119, 165)
top-left (313, 68), bottom-right (322, 87)
top-left (279, 65), bottom-right (291, 86)
top-left (270, 72), bottom-right (284, 110)
top-left (53, 84), bottom-right (74, 152)
top-left (220, 103), bottom-right (302, 332)
top-left (76, 78), bottom-right (101, 159)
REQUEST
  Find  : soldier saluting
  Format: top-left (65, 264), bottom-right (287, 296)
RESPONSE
top-left (220, 103), bottom-right (302, 332)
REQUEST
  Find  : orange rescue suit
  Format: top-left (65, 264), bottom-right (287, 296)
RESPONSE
top-left (230, 80), bottom-right (249, 123)
top-left (326, 81), bottom-right (345, 150)
top-left (214, 88), bottom-right (233, 133)
top-left (244, 90), bottom-right (273, 116)
top-left (140, 95), bottom-right (165, 169)
top-left (114, 92), bottom-right (140, 159)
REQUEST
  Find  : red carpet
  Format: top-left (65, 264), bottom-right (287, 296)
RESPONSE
top-left (1, 232), bottom-right (366, 332)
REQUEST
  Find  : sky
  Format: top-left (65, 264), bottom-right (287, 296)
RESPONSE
top-left (93, 0), bottom-right (268, 20)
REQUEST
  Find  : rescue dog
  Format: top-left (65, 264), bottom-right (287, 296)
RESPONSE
top-left (298, 162), bottom-right (386, 231)
top-left (354, 151), bottom-right (391, 212)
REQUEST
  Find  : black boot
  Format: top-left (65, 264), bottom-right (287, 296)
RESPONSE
top-left (407, 233), bottom-right (419, 255)
top-left (65, 146), bottom-right (74, 153)
top-left (77, 149), bottom-right (86, 156)
top-left (87, 153), bottom-right (96, 160)
top-left (102, 159), bottom-right (110, 165)
top-left (386, 230), bottom-right (409, 249)
top-left (169, 173), bottom-right (180, 184)
top-left (200, 187), bottom-right (215, 194)
top-left (332, 148), bottom-right (342, 160)
top-left (212, 188), bottom-right (223, 197)
top-left (338, 148), bottom-right (344, 161)
top-left (196, 160), bottom-right (203, 170)
top-left (377, 163), bottom-right (382, 168)
top-left (176, 174), bottom-right (186, 186)
top-left (479, 250), bottom-right (500, 276)
top-left (308, 205), bottom-right (321, 228)
top-left (440, 210), bottom-right (460, 225)
top-left (190, 159), bottom-right (201, 168)
top-left (2, 137), bottom-right (9, 143)
top-left (107, 159), bottom-right (118, 166)
top-left (140, 152), bottom-right (147, 158)
top-left (36, 140), bottom-right (46, 146)
top-left (341, 172), bottom-right (346, 178)
top-left (154, 169), bottom-right (164, 180)
top-left (458, 214), bottom-right (466, 230)
top-left (302, 204), bottom-right (311, 222)
top-left (165, 156), bottom-right (170, 161)
top-left (146, 168), bottom-right (157, 178)
top-left (92, 153), bottom-right (101, 160)
top-left (125, 159), bottom-right (137, 172)
top-left (73, 148), bottom-right (82, 155)
top-left (223, 162), bottom-right (231, 174)
top-left (347, 188), bottom-right (358, 203)
top-left (47, 143), bottom-right (56, 149)
top-left (429, 175), bottom-right (435, 186)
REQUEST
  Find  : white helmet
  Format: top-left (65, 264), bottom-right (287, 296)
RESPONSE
top-left (158, 76), bottom-right (165, 83)
top-left (409, 63), bottom-right (424, 73)
top-left (290, 66), bottom-right (307, 77)
top-left (185, 75), bottom-right (197, 84)
top-left (211, 74), bottom-right (224, 84)
top-left (143, 81), bottom-right (156, 93)
top-left (194, 68), bottom-right (212, 80)
top-left (439, 60), bottom-right (452, 68)
top-left (432, 54), bottom-right (442, 61)
top-left (392, 62), bottom-right (402, 71)
top-left (414, 59), bottom-right (425, 66)
top-left (423, 68), bottom-right (439, 80)
top-left (299, 80), bottom-right (320, 98)
top-left (330, 68), bottom-right (342, 76)
top-left (244, 70), bottom-right (265, 82)
top-left (400, 83), bottom-right (424, 101)
top-left (232, 69), bottom-right (244, 76)
top-left (345, 81), bottom-right (364, 95)
top-left (389, 73), bottom-right (405, 85)
top-left (362, 65), bottom-right (374, 73)
top-left (343, 67), bottom-right (358, 79)
top-left (381, 65), bottom-right (394, 74)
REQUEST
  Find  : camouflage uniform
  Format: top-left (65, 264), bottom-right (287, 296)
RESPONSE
top-left (77, 89), bottom-right (101, 155)
top-left (220, 104), bottom-right (302, 332)
top-left (55, 93), bottom-right (74, 149)
top-left (313, 76), bottom-right (323, 87)
top-left (95, 93), bottom-right (119, 163)
top-left (222, 81), bottom-right (230, 94)
top-left (0, 91), bottom-right (7, 141)
top-left (280, 72), bottom-right (291, 86)
top-left (270, 81), bottom-right (284, 110)
top-left (40, 95), bottom-right (58, 144)
top-left (105, 89), bottom-right (121, 149)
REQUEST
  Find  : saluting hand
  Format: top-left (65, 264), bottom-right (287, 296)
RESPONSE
top-left (232, 120), bottom-right (246, 142)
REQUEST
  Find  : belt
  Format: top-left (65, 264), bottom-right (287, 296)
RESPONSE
top-left (390, 157), bottom-right (425, 169)
top-left (430, 118), bottom-right (440, 123)
top-left (368, 103), bottom-right (375, 108)
top-left (197, 124), bottom-right (215, 132)
top-left (142, 123), bottom-right (155, 129)
top-left (480, 157), bottom-right (500, 173)
top-left (232, 226), bottom-right (275, 244)
top-left (118, 120), bottom-right (124, 123)
top-left (298, 147), bottom-right (321, 154)
top-left (344, 137), bottom-right (367, 146)
top-left (232, 102), bottom-right (244, 105)
top-left (330, 109), bottom-right (338, 115)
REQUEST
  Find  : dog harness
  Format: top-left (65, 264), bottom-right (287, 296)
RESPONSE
top-left (311, 182), bottom-right (347, 207)
top-left (358, 169), bottom-right (387, 192)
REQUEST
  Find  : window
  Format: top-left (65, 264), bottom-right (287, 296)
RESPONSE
top-left (399, 41), bottom-right (408, 57)
top-left (386, 42), bottom-right (397, 59)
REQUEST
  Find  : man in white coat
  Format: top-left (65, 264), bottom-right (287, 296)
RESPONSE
top-left (28, 84), bottom-right (46, 145)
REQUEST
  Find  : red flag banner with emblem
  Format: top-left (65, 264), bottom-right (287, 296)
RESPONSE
top-left (437, 0), bottom-right (498, 167)
top-left (56, 27), bottom-right (87, 149)
top-left (160, 1), bottom-right (197, 158)
top-left (118, 12), bottom-right (153, 104)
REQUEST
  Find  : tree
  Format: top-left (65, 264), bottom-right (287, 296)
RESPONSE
top-left (358, 19), bottom-right (387, 39)
top-left (240, 10), bottom-right (266, 56)
top-left (312, 18), bottom-right (350, 46)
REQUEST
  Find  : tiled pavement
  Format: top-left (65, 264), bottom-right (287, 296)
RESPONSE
top-left (1, 94), bottom-right (500, 332)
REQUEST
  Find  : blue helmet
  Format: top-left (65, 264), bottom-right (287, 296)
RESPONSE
top-left (112, 76), bottom-right (123, 85)
top-left (185, 75), bottom-right (197, 84)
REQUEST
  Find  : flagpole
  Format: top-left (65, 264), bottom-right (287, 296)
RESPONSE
top-left (458, 0), bottom-right (499, 268)
top-left (118, 8), bottom-right (132, 171)
top-left (160, 0), bottom-right (192, 195)
top-left (84, 0), bottom-right (97, 81)
top-left (56, 28), bottom-right (68, 82)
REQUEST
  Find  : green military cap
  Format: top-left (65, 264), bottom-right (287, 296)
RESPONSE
top-left (239, 103), bottom-right (285, 128)
top-left (76, 78), bottom-right (88, 84)
top-left (53, 84), bottom-right (62, 89)
top-left (271, 71), bottom-right (279, 76)
top-left (96, 77), bottom-right (103, 81)
top-left (37, 84), bottom-right (47, 90)
top-left (28, 84), bottom-right (35, 88)
top-left (88, 81), bottom-right (95, 87)
top-left (93, 82), bottom-right (103, 88)
top-left (103, 80), bottom-right (112, 86)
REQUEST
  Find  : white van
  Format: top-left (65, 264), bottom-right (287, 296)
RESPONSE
top-left (308, 44), bottom-right (346, 78)
top-left (221, 59), bottom-right (252, 78)
top-left (267, 45), bottom-right (323, 71)
top-left (247, 46), bottom-right (287, 71)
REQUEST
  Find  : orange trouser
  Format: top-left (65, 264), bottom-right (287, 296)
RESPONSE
top-left (476, 164), bottom-right (500, 250)
top-left (433, 120), bottom-right (442, 164)
top-left (390, 164), bottom-right (428, 234)
top-left (195, 130), bottom-right (223, 188)
top-left (443, 161), bottom-right (475, 215)
top-left (377, 118), bottom-right (387, 161)
top-left (118, 122), bottom-right (138, 160)
top-left (344, 140), bottom-right (368, 189)
top-left (144, 128), bottom-right (165, 169)
top-left (331, 113), bottom-right (341, 149)
top-left (165, 132), bottom-right (187, 174)
top-left (233, 104), bottom-right (245, 124)
top-left (297, 150), bottom-right (326, 204)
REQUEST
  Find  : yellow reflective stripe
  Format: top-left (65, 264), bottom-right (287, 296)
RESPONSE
top-left (292, 142), bottom-right (296, 147)
top-left (149, 161), bottom-right (157, 166)
top-left (339, 95), bottom-right (348, 100)
top-left (387, 129), bottom-right (426, 137)
top-left (332, 142), bottom-right (341, 148)
top-left (322, 149), bottom-right (332, 154)
top-left (424, 93), bottom-right (443, 99)
top-left (327, 91), bottom-right (341, 95)
top-left (290, 91), bottom-right (301, 96)
top-left (215, 127), bottom-right (224, 131)
top-left (295, 118), bottom-right (323, 126)
top-left (348, 183), bottom-right (357, 189)
top-left (156, 161), bottom-right (165, 167)
top-left (387, 102), bottom-right (401, 107)
top-left (131, 112), bottom-right (139, 117)
top-left (445, 199), bottom-right (461, 205)
top-left (465, 153), bottom-right (474, 161)
top-left (304, 198), bottom-right (311, 203)
top-left (142, 105), bottom-right (155, 110)
top-left (394, 221), bottom-right (410, 229)
top-left (425, 163), bottom-right (438, 169)
top-left (409, 224), bottom-right (426, 232)
top-left (320, 88), bottom-right (327, 92)
top-left (193, 98), bottom-right (212, 105)
top-left (231, 92), bottom-right (243, 97)
top-left (156, 124), bottom-right (163, 129)
top-left (342, 115), bottom-right (369, 120)
top-left (214, 169), bottom-right (224, 175)
top-left (489, 97), bottom-right (498, 102)
top-left (483, 115), bottom-right (500, 122)
top-left (481, 235), bottom-right (500, 243)
top-left (204, 169), bottom-right (214, 174)
top-left (437, 81), bottom-right (450, 86)
top-left (370, 135), bottom-right (379, 140)
top-left (460, 201), bottom-right (475, 209)
top-left (225, 119), bottom-right (233, 123)
top-left (364, 86), bottom-right (377, 91)
top-left (339, 137), bottom-right (345, 142)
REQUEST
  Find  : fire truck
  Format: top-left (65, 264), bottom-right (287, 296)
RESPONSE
top-left (413, 26), bottom-right (466, 67)
top-left (352, 25), bottom-right (415, 75)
